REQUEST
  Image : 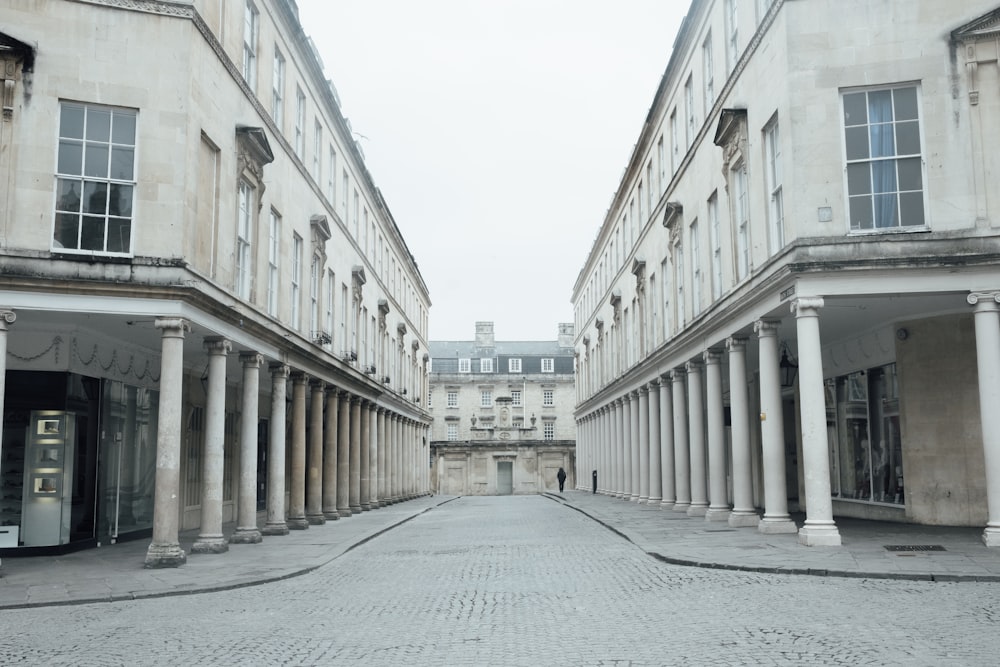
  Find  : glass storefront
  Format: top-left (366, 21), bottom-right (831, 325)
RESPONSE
top-left (826, 363), bottom-right (903, 505)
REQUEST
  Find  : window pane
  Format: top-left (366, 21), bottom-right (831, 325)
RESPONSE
top-left (54, 213), bottom-right (80, 248)
top-left (895, 120), bottom-right (920, 155)
top-left (843, 92), bottom-right (867, 126)
top-left (846, 163), bottom-right (871, 195)
top-left (111, 147), bottom-right (134, 180)
top-left (83, 181), bottom-right (108, 214)
top-left (107, 218), bottom-right (131, 253)
top-left (849, 195), bottom-right (873, 230)
top-left (60, 104), bottom-right (85, 139)
top-left (871, 160), bottom-right (897, 193)
top-left (845, 126), bottom-right (868, 160)
top-left (84, 144), bottom-right (109, 178)
top-left (86, 109), bottom-right (111, 141)
top-left (893, 87), bottom-right (918, 121)
top-left (112, 112), bottom-right (136, 144)
top-left (109, 183), bottom-right (133, 216)
top-left (897, 157), bottom-right (922, 192)
top-left (873, 193), bottom-right (899, 228)
top-left (899, 191), bottom-right (925, 227)
top-left (56, 178), bottom-right (82, 212)
top-left (867, 90), bottom-right (893, 123)
top-left (869, 123), bottom-right (895, 158)
top-left (80, 215), bottom-right (106, 250)
top-left (57, 140), bottom-right (83, 175)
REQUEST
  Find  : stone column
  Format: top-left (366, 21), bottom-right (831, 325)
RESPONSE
top-left (727, 337), bottom-right (759, 527)
top-left (192, 337), bottom-right (231, 554)
top-left (360, 400), bottom-right (372, 510)
top-left (262, 363), bottom-right (290, 535)
top-left (145, 318), bottom-right (190, 568)
top-left (755, 320), bottom-right (797, 534)
top-left (306, 380), bottom-right (326, 525)
top-left (647, 381), bottom-right (663, 505)
top-left (0, 310), bottom-right (14, 457)
top-left (637, 385), bottom-right (651, 503)
top-left (630, 390), bottom-right (642, 502)
top-left (322, 388), bottom-right (340, 520)
top-left (286, 373), bottom-right (309, 530)
top-left (970, 292), bottom-right (1000, 546)
top-left (704, 350), bottom-right (730, 522)
top-left (336, 392), bottom-right (352, 517)
top-left (370, 406), bottom-right (380, 507)
top-left (620, 395), bottom-right (632, 500)
top-left (231, 352), bottom-right (263, 544)
top-left (659, 374), bottom-right (675, 508)
top-left (405, 420), bottom-right (414, 498)
top-left (598, 408), bottom-right (608, 494)
top-left (376, 407), bottom-right (387, 507)
top-left (349, 396), bottom-right (362, 512)
top-left (672, 369), bottom-right (691, 513)
top-left (687, 361), bottom-right (708, 517)
top-left (793, 298), bottom-right (842, 546)
top-left (615, 398), bottom-right (626, 498)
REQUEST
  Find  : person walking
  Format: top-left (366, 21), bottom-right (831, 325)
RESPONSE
top-left (557, 467), bottom-right (567, 492)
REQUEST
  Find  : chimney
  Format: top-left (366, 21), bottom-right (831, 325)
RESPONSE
top-left (558, 323), bottom-right (575, 349)
top-left (475, 321), bottom-right (495, 350)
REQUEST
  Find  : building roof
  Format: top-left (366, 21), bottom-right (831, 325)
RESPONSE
top-left (429, 341), bottom-right (572, 358)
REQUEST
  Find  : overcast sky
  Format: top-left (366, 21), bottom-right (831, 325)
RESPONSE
top-left (297, 0), bottom-right (687, 342)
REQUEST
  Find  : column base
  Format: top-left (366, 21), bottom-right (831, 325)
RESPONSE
top-left (647, 496), bottom-right (662, 505)
top-left (686, 503), bottom-right (708, 517)
top-left (287, 517), bottom-right (309, 530)
top-left (983, 526), bottom-right (1000, 547)
top-left (350, 504), bottom-right (362, 513)
top-left (638, 496), bottom-right (650, 504)
top-left (262, 522), bottom-right (290, 536)
top-left (191, 535), bottom-right (229, 554)
top-left (629, 494), bottom-right (640, 502)
top-left (704, 507), bottom-right (731, 522)
top-left (306, 513), bottom-right (327, 525)
top-left (323, 509), bottom-right (341, 520)
top-left (672, 501), bottom-right (691, 513)
top-left (370, 501), bottom-right (382, 509)
top-left (728, 510), bottom-right (760, 528)
top-left (144, 542), bottom-right (187, 568)
top-left (338, 508), bottom-right (353, 518)
top-left (758, 516), bottom-right (798, 534)
top-left (361, 503), bottom-right (371, 511)
top-left (798, 520), bottom-right (842, 546)
top-left (230, 528), bottom-right (263, 544)
top-left (659, 500), bottom-right (675, 510)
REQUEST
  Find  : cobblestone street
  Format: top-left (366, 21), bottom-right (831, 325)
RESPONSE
top-left (3, 496), bottom-right (998, 666)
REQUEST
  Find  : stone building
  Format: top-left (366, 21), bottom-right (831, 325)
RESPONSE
top-left (429, 322), bottom-right (575, 495)
top-left (0, 0), bottom-right (430, 567)
top-left (573, 0), bottom-right (1000, 546)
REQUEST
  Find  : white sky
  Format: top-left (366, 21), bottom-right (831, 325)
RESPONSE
top-left (297, 0), bottom-right (687, 341)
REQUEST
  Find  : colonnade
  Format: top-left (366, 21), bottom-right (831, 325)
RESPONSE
top-left (575, 300), bottom-right (842, 546)
top-left (144, 319), bottom-right (429, 567)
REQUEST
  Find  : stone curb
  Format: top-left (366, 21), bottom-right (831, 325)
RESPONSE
top-left (542, 493), bottom-right (1000, 584)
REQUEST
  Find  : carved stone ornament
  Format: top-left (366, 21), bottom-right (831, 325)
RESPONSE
top-left (310, 215), bottom-right (331, 261)
top-left (713, 108), bottom-right (748, 178)
top-left (351, 266), bottom-right (366, 303)
top-left (952, 9), bottom-right (1000, 105)
top-left (236, 126), bottom-right (275, 209)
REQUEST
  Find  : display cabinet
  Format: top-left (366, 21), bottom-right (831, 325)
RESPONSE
top-left (20, 410), bottom-right (75, 546)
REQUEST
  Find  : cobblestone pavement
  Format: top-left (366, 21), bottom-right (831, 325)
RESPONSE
top-left (2, 496), bottom-right (998, 666)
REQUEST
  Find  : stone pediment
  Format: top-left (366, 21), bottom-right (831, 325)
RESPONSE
top-left (952, 8), bottom-right (1000, 42)
top-left (310, 215), bottom-right (330, 258)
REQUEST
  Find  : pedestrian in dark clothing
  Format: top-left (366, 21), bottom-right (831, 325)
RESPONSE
top-left (557, 467), bottom-right (567, 492)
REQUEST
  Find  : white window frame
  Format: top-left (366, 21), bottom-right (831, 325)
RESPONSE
top-left (508, 358), bottom-right (522, 373)
top-left (703, 33), bottom-right (714, 111)
top-left (313, 119), bottom-right (322, 182)
top-left (511, 389), bottom-right (522, 407)
top-left (709, 192), bottom-right (722, 301)
top-left (267, 209), bottom-right (280, 316)
top-left (685, 75), bottom-right (696, 149)
top-left (480, 390), bottom-right (493, 407)
top-left (543, 389), bottom-right (554, 406)
top-left (670, 109), bottom-right (680, 174)
top-left (541, 358), bottom-right (554, 373)
top-left (675, 241), bottom-right (685, 328)
top-left (243, 1), bottom-right (259, 88)
top-left (657, 135), bottom-right (666, 192)
top-left (235, 179), bottom-right (253, 300)
top-left (447, 423), bottom-right (458, 441)
top-left (325, 269), bottom-right (335, 346)
top-left (446, 391), bottom-right (458, 408)
top-left (661, 258), bottom-right (671, 338)
top-left (291, 233), bottom-right (303, 330)
top-left (733, 161), bottom-right (750, 280)
top-left (480, 358), bottom-right (494, 373)
top-left (764, 118), bottom-right (785, 253)
top-left (271, 47), bottom-right (284, 129)
top-left (726, 0), bottom-right (739, 73)
top-left (309, 255), bottom-right (320, 337)
top-left (543, 421), bottom-right (555, 441)
top-left (294, 87), bottom-right (305, 159)
top-left (690, 219), bottom-right (701, 316)
top-left (327, 146), bottom-right (337, 203)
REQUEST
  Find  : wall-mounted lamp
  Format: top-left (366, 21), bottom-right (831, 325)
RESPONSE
top-left (779, 343), bottom-right (798, 388)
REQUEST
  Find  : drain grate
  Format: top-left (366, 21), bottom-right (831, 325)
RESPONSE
top-left (884, 544), bottom-right (946, 552)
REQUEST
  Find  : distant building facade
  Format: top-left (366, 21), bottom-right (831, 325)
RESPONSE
top-left (429, 323), bottom-right (575, 495)
top-left (0, 0), bottom-right (430, 566)
top-left (573, 0), bottom-right (1000, 546)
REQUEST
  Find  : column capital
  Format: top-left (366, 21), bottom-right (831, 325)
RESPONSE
top-left (239, 351), bottom-right (264, 368)
top-left (203, 336), bottom-right (232, 355)
top-left (791, 297), bottom-right (825, 316)
top-left (350, 394), bottom-right (362, 405)
top-left (648, 378), bottom-right (661, 390)
top-left (310, 378), bottom-right (327, 391)
top-left (377, 405), bottom-right (387, 414)
top-left (269, 362), bottom-right (290, 379)
top-left (0, 308), bottom-right (16, 330)
top-left (155, 317), bottom-right (191, 338)
top-left (754, 319), bottom-right (780, 337)
top-left (968, 291), bottom-right (1000, 309)
top-left (703, 349), bottom-right (723, 365)
top-left (685, 359), bottom-right (703, 374)
top-left (637, 384), bottom-right (649, 396)
top-left (671, 368), bottom-right (687, 381)
top-left (291, 371), bottom-right (310, 385)
top-left (726, 336), bottom-right (748, 352)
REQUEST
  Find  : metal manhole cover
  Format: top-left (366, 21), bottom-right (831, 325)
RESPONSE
top-left (884, 545), bottom-right (946, 552)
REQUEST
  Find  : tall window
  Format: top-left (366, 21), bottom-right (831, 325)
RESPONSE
top-left (327, 146), bottom-right (337, 203)
top-left (702, 33), bottom-right (714, 111)
top-left (54, 102), bottom-right (137, 255)
top-left (509, 358), bottom-right (522, 373)
top-left (511, 389), bottom-right (522, 406)
top-left (690, 219), bottom-right (701, 316)
top-left (543, 389), bottom-right (554, 406)
top-left (637, 184), bottom-right (645, 226)
top-left (646, 162), bottom-right (654, 214)
top-left (708, 192), bottom-right (722, 300)
top-left (458, 358), bottom-right (471, 373)
top-left (447, 391), bottom-right (458, 407)
top-left (272, 47), bottom-right (284, 128)
top-left (543, 422), bottom-right (554, 441)
top-left (726, 0), bottom-right (739, 73)
top-left (313, 120), bottom-right (322, 182)
top-left (661, 258), bottom-right (671, 337)
top-left (480, 390), bottom-right (493, 407)
top-left (353, 190), bottom-right (360, 238)
top-left (447, 424), bottom-right (458, 441)
top-left (670, 109), bottom-right (679, 173)
top-left (294, 87), bottom-right (305, 159)
top-left (480, 358), bottom-right (494, 373)
top-left (291, 233), bottom-right (302, 330)
top-left (675, 242), bottom-right (685, 328)
top-left (541, 358), bottom-right (554, 373)
top-left (243, 1), bottom-right (259, 88)
top-left (733, 162), bottom-right (750, 279)
top-left (843, 86), bottom-right (924, 230)
top-left (309, 255), bottom-right (320, 337)
top-left (267, 209), bottom-right (280, 316)
top-left (685, 75), bottom-right (696, 148)
top-left (340, 283), bottom-right (348, 351)
top-left (657, 136), bottom-right (666, 192)
top-left (325, 269), bottom-right (335, 345)
top-left (235, 180), bottom-right (253, 300)
top-left (764, 118), bottom-right (785, 253)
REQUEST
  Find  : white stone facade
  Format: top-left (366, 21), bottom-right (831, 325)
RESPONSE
top-left (572, 0), bottom-right (1000, 546)
top-left (0, 0), bottom-right (431, 565)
